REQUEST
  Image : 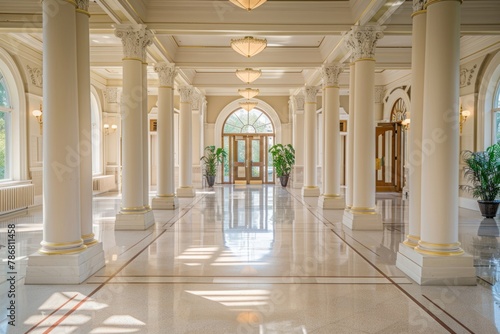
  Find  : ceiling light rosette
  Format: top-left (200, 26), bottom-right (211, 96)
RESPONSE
top-left (229, 0), bottom-right (267, 11)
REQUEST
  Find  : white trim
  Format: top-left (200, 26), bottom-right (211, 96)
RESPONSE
top-left (382, 88), bottom-right (411, 122)
top-left (477, 50), bottom-right (500, 151)
top-left (214, 98), bottom-right (282, 149)
top-left (91, 86), bottom-right (104, 176)
top-left (0, 47), bottom-right (28, 181)
top-left (459, 196), bottom-right (479, 212)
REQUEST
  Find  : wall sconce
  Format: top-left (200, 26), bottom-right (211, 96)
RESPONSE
top-left (32, 104), bottom-right (43, 134)
top-left (103, 123), bottom-right (117, 135)
top-left (401, 118), bottom-right (410, 130)
top-left (459, 106), bottom-right (470, 134)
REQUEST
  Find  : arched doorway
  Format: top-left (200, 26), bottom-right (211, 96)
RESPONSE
top-left (376, 98), bottom-right (407, 192)
top-left (222, 108), bottom-right (275, 184)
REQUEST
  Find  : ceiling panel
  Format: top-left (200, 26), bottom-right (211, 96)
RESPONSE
top-left (172, 35), bottom-right (325, 47)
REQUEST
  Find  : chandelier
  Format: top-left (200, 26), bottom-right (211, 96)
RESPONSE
top-left (229, 0), bottom-right (267, 11)
top-left (236, 68), bottom-right (261, 83)
top-left (240, 101), bottom-right (258, 112)
top-left (238, 88), bottom-right (259, 99)
top-left (230, 36), bottom-right (267, 58)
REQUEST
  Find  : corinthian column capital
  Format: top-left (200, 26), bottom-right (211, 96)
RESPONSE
top-left (344, 25), bottom-right (384, 61)
top-left (178, 86), bottom-right (193, 104)
top-left (75, 0), bottom-right (89, 12)
top-left (154, 63), bottom-right (177, 87)
top-left (114, 24), bottom-right (153, 61)
top-left (322, 63), bottom-right (343, 87)
top-left (413, 0), bottom-right (426, 12)
top-left (304, 86), bottom-right (320, 103)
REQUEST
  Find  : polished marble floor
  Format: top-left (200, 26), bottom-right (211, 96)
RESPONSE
top-left (1, 185), bottom-right (500, 333)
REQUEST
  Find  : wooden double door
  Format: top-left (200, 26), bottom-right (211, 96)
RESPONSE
top-left (375, 123), bottom-right (404, 192)
top-left (224, 134), bottom-right (274, 184)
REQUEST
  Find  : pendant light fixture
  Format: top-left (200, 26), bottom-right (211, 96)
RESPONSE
top-left (229, 0), bottom-right (267, 11)
top-left (240, 101), bottom-right (258, 112)
top-left (230, 36), bottom-right (267, 58)
top-left (236, 68), bottom-right (261, 84)
top-left (238, 88), bottom-right (260, 99)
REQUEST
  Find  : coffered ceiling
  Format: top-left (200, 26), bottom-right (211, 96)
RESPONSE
top-left (0, 0), bottom-right (499, 96)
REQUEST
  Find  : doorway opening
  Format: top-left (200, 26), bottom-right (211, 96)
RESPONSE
top-left (221, 108), bottom-right (275, 184)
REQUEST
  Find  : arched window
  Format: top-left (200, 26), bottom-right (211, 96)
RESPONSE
top-left (91, 92), bottom-right (102, 175)
top-left (0, 70), bottom-right (11, 180)
top-left (494, 81), bottom-right (500, 143)
top-left (390, 98), bottom-right (407, 122)
top-left (223, 108), bottom-right (273, 134)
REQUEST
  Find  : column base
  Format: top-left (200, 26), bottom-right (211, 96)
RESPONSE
top-left (302, 186), bottom-right (320, 197)
top-left (25, 242), bottom-right (105, 284)
top-left (176, 186), bottom-right (196, 198)
top-left (342, 208), bottom-right (383, 230)
top-left (115, 209), bottom-right (155, 230)
top-left (319, 195), bottom-right (345, 209)
top-left (396, 243), bottom-right (476, 286)
top-left (152, 195), bottom-right (178, 210)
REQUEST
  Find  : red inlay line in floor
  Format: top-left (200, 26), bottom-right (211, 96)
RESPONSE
top-left (422, 294), bottom-right (475, 334)
top-left (25, 293), bottom-right (79, 334)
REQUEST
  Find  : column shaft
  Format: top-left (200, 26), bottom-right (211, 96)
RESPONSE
top-left (75, 6), bottom-right (97, 246)
top-left (177, 87), bottom-right (195, 197)
top-left (40, 0), bottom-right (84, 254)
top-left (142, 63), bottom-right (150, 209)
top-left (418, 0), bottom-right (462, 253)
top-left (406, 9), bottom-right (427, 247)
top-left (345, 63), bottom-right (355, 208)
top-left (302, 87), bottom-right (320, 197)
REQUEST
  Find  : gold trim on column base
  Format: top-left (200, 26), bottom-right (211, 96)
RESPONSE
top-left (157, 193), bottom-right (175, 197)
top-left (350, 206), bottom-right (377, 214)
top-left (323, 194), bottom-right (342, 198)
top-left (426, 0), bottom-right (462, 9)
top-left (402, 234), bottom-right (420, 248)
top-left (63, 0), bottom-right (77, 7)
top-left (144, 205), bottom-right (151, 210)
top-left (414, 240), bottom-right (464, 256)
top-left (41, 239), bottom-right (84, 248)
top-left (324, 85), bottom-right (339, 89)
top-left (304, 186), bottom-right (319, 189)
top-left (82, 233), bottom-right (98, 246)
top-left (120, 206), bottom-right (149, 214)
top-left (39, 244), bottom-right (87, 255)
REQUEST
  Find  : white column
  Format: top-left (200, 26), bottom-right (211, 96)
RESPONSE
top-left (26, 0), bottom-right (104, 284)
top-left (320, 64), bottom-right (345, 209)
top-left (114, 25), bottom-right (155, 230)
top-left (398, 0), bottom-right (475, 286)
top-left (302, 86), bottom-right (320, 197)
top-left (292, 95), bottom-right (305, 189)
top-left (152, 63), bottom-right (178, 209)
top-left (342, 25), bottom-right (383, 230)
top-left (142, 61), bottom-right (151, 209)
top-left (400, 1), bottom-right (426, 251)
top-left (76, 1), bottom-right (98, 247)
top-left (177, 86), bottom-right (196, 197)
top-left (345, 62), bottom-right (355, 209)
top-left (191, 92), bottom-right (203, 187)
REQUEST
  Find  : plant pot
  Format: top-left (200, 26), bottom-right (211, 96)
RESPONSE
top-left (279, 175), bottom-right (289, 187)
top-left (478, 200), bottom-right (500, 218)
top-left (205, 175), bottom-right (216, 188)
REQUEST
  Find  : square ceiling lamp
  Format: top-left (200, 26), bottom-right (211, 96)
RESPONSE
top-left (229, 0), bottom-right (267, 11)
top-left (238, 88), bottom-right (259, 99)
top-left (236, 68), bottom-right (261, 84)
top-left (240, 101), bottom-right (258, 112)
top-left (230, 36), bottom-right (267, 57)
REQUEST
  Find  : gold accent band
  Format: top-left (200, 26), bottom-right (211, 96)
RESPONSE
top-left (418, 240), bottom-right (462, 249)
top-left (75, 8), bottom-right (91, 17)
top-left (123, 57), bottom-right (144, 62)
top-left (411, 9), bottom-right (427, 18)
top-left (157, 194), bottom-right (175, 197)
top-left (143, 62), bottom-right (148, 65)
top-left (407, 234), bottom-right (420, 240)
top-left (426, 0), bottom-right (462, 9)
top-left (323, 194), bottom-right (341, 198)
top-left (350, 206), bottom-right (376, 211)
top-left (121, 206), bottom-right (147, 211)
top-left (41, 239), bottom-right (84, 248)
top-left (324, 85), bottom-right (339, 89)
top-left (63, 0), bottom-right (77, 6)
top-left (403, 240), bottom-right (418, 248)
top-left (355, 57), bottom-right (375, 62)
top-left (39, 244), bottom-right (87, 255)
top-left (304, 186), bottom-right (319, 189)
top-left (414, 247), bottom-right (464, 257)
top-left (81, 233), bottom-right (95, 240)
top-left (84, 239), bottom-right (99, 247)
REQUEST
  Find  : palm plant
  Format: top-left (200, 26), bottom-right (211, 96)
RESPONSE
top-left (460, 143), bottom-right (500, 217)
top-left (200, 145), bottom-right (227, 187)
top-left (269, 144), bottom-right (295, 186)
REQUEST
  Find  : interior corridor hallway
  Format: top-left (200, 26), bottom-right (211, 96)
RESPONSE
top-left (1, 185), bottom-right (499, 333)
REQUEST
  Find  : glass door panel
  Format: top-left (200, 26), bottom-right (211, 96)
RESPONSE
top-left (249, 138), bottom-right (263, 183)
top-left (233, 138), bottom-right (247, 184)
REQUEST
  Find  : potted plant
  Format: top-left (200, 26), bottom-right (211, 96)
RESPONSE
top-left (200, 145), bottom-right (227, 187)
top-left (269, 143), bottom-right (295, 187)
top-left (460, 143), bottom-right (500, 218)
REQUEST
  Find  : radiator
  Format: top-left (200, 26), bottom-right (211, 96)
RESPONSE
top-left (92, 175), bottom-right (116, 193)
top-left (0, 184), bottom-right (35, 214)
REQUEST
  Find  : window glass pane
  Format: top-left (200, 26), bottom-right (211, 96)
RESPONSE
top-left (223, 109), bottom-right (274, 134)
top-left (0, 75), bottom-right (9, 108)
top-left (0, 111), bottom-right (10, 179)
top-left (237, 140), bottom-right (245, 163)
top-left (496, 112), bottom-right (500, 143)
top-left (223, 136), bottom-right (230, 183)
